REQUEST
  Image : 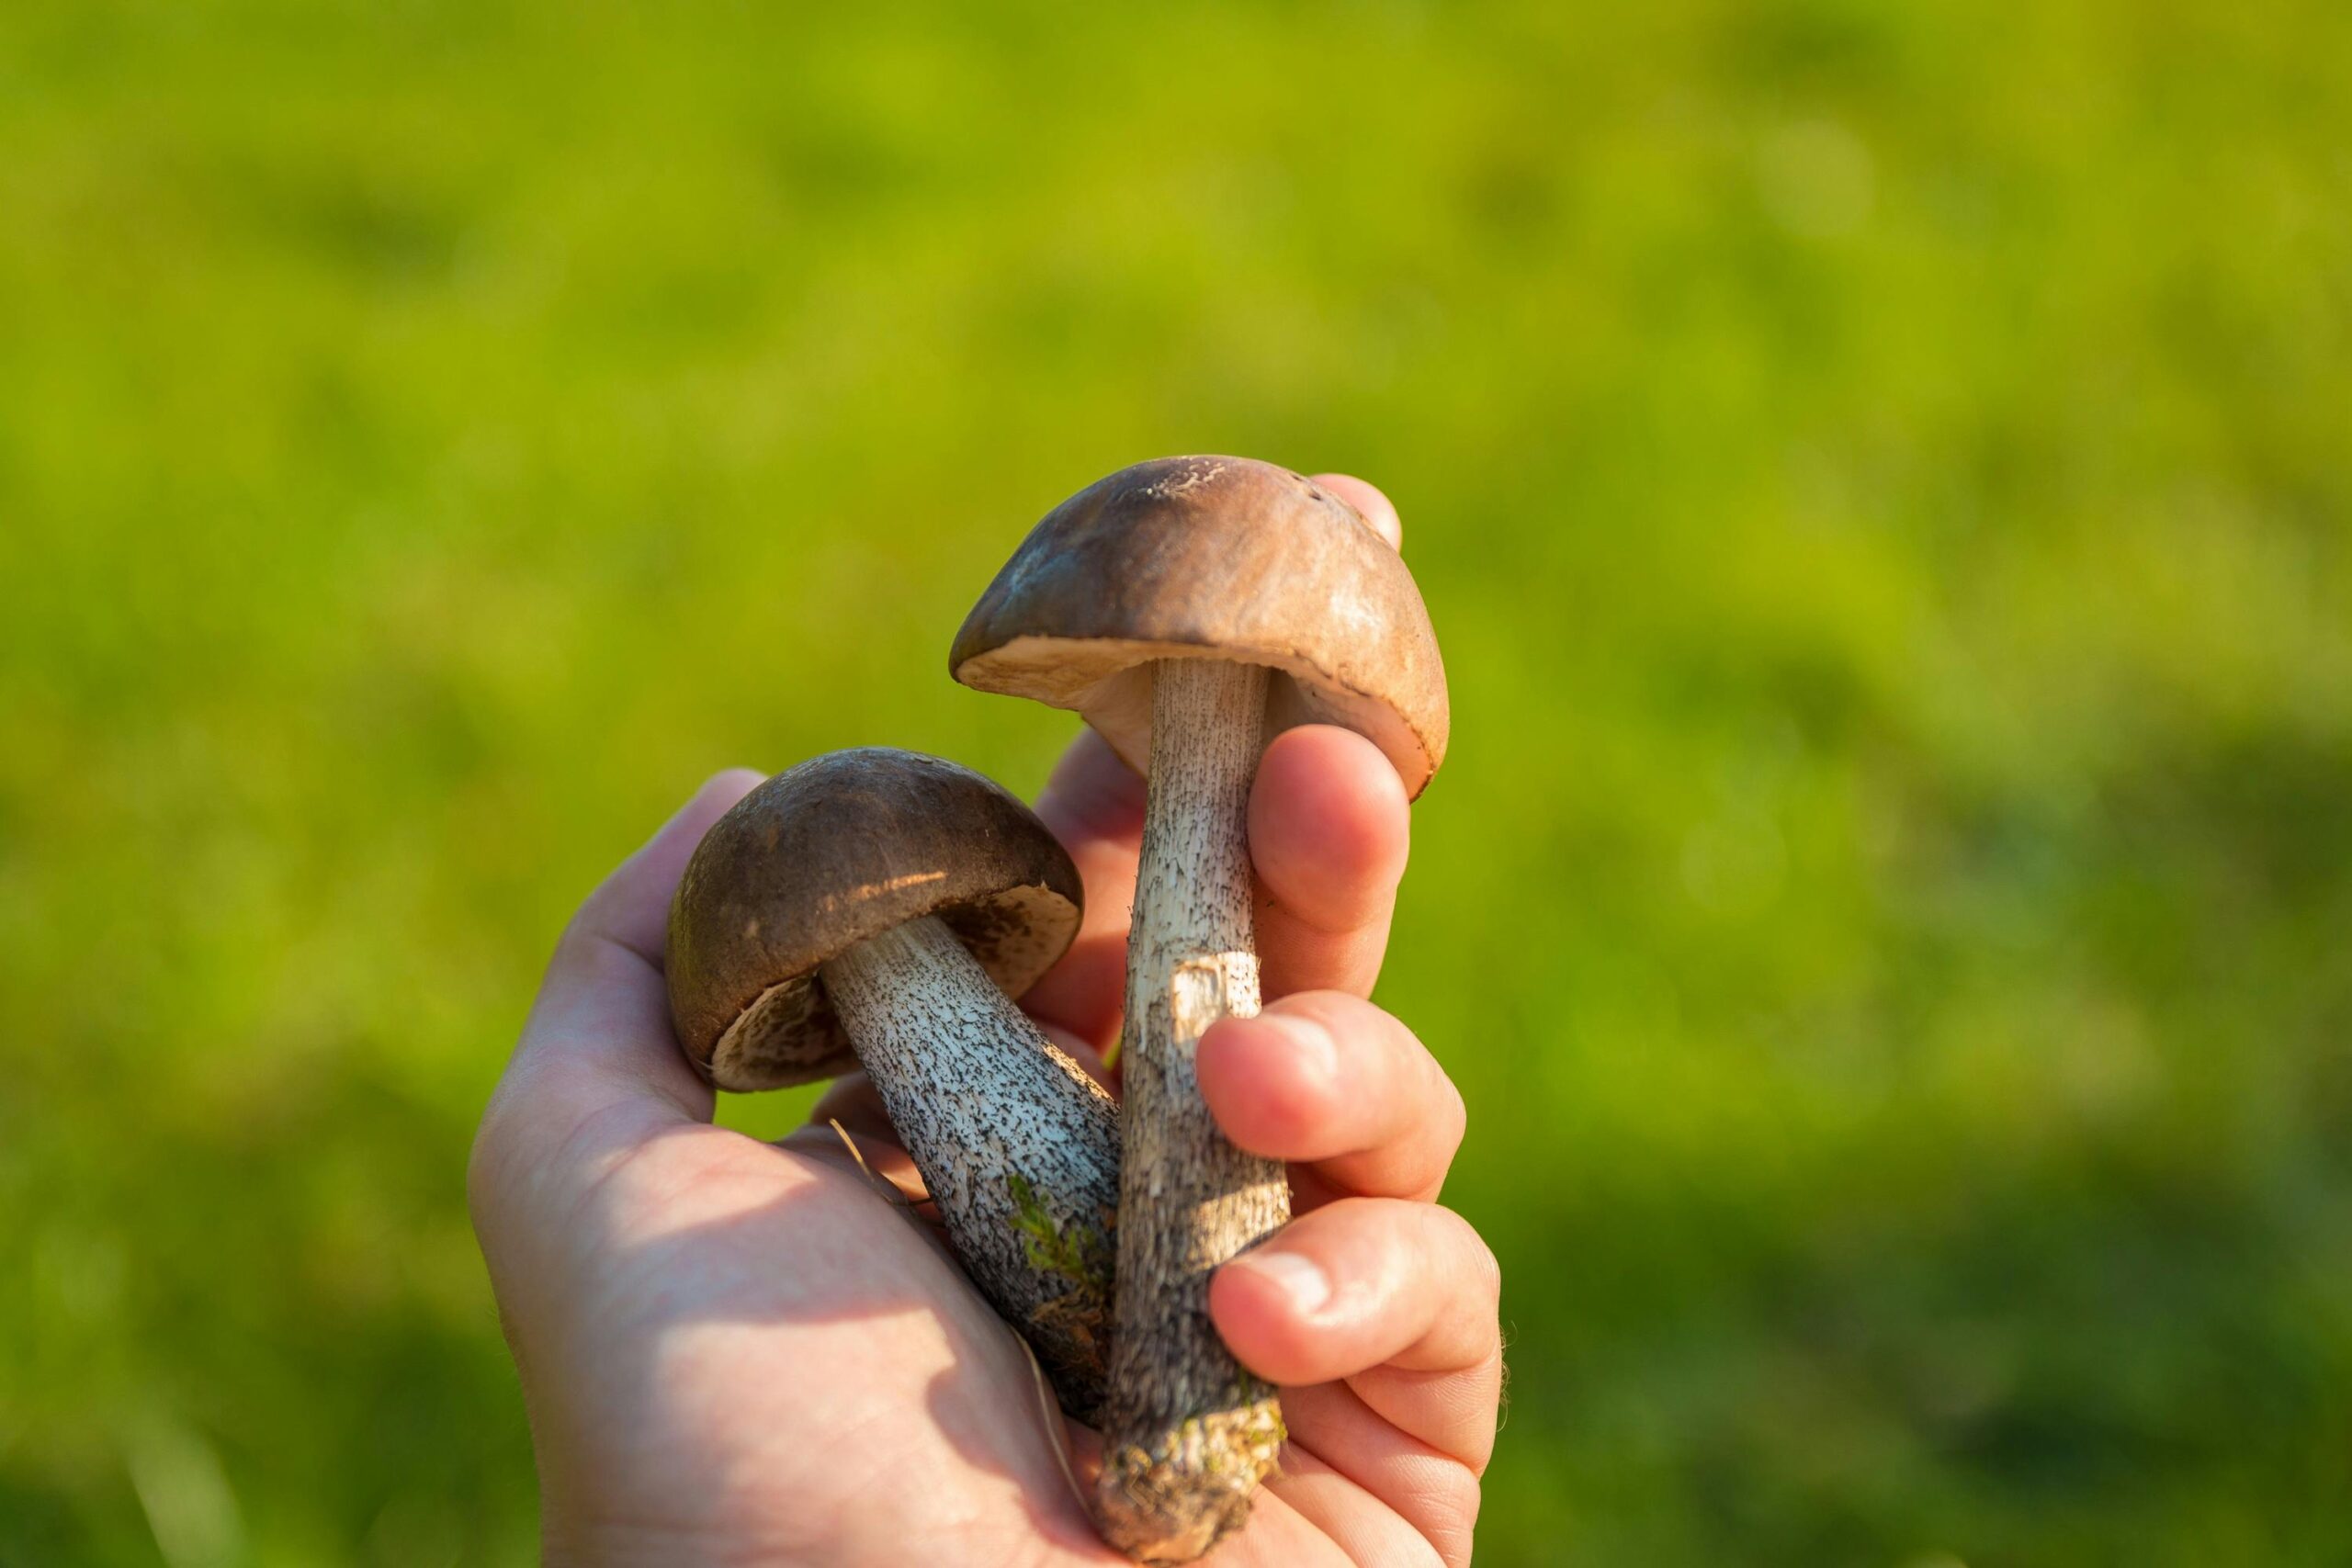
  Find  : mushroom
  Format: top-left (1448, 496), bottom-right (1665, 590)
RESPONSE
top-left (951, 457), bottom-right (1449, 1561)
top-left (665, 747), bottom-right (1123, 1416)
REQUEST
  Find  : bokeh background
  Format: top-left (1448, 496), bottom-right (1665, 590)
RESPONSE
top-left (6, 0), bottom-right (2349, 1562)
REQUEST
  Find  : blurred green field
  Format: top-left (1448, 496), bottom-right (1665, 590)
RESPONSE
top-left (5, 0), bottom-right (2350, 1562)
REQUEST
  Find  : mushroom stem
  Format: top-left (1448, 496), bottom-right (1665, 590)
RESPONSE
top-left (1094, 658), bottom-right (1289, 1562)
top-left (820, 913), bottom-right (1122, 1417)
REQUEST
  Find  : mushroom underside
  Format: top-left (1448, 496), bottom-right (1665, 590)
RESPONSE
top-left (953, 637), bottom-right (1436, 798)
top-left (707, 882), bottom-right (1074, 1091)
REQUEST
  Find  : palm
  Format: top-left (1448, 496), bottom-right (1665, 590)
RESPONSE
top-left (517, 1111), bottom-right (1109, 1564)
top-left (538, 1056), bottom-right (1433, 1565)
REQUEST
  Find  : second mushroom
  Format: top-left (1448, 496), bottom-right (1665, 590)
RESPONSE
top-left (954, 457), bottom-right (1451, 1562)
top-left (665, 747), bottom-right (1123, 1417)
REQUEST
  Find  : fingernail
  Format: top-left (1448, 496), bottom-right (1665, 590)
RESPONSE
top-left (1238, 1249), bottom-right (1332, 1316)
top-left (1256, 1010), bottom-right (1338, 1086)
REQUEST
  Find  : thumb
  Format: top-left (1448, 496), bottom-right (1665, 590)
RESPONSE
top-left (476, 769), bottom-right (763, 1197)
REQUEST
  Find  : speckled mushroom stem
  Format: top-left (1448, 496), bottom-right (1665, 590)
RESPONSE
top-left (820, 914), bottom-right (1122, 1419)
top-left (1093, 658), bottom-right (1290, 1563)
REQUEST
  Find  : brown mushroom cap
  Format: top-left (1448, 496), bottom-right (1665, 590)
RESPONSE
top-left (666, 748), bottom-right (1084, 1092)
top-left (949, 456), bottom-right (1451, 798)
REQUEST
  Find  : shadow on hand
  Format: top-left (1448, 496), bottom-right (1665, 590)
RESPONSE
top-left (537, 1118), bottom-right (1113, 1558)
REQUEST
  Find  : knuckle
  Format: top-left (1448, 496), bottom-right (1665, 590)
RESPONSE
top-left (1453, 1218), bottom-right (1502, 1310)
top-left (1384, 1459), bottom-right (1482, 1568)
top-left (466, 1096), bottom-right (519, 1232)
top-left (1273, 987), bottom-right (1358, 1030)
top-left (1434, 1072), bottom-right (1467, 1159)
top-left (1429, 1464), bottom-right (1483, 1567)
top-left (1460, 1347), bottom-right (1507, 1474)
top-left (466, 1064), bottom-right (562, 1233)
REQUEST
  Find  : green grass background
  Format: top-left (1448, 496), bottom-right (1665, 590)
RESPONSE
top-left (5, 0), bottom-right (2349, 1562)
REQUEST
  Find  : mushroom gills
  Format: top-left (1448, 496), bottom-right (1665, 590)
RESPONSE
top-left (820, 913), bottom-right (1122, 1418)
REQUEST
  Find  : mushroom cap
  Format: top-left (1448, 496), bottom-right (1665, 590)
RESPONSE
top-left (666, 748), bottom-right (1084, 1092)
top-left (949, 456), bottom-right (1450, 797)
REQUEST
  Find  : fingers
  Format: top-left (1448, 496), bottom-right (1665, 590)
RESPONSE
top-left (1272, 1386), bottom-right (1486, 1564)
top-left (1211, 1199), bottom-right (1501, 1470)
top-left (1021, 729), bottom-right (1147, 1052)
top-left (1308, 473), bottom-right (1403, 551)
top-left (1214, 1199), bottom-right (1500, 1382)
top-left (1250, 725), bottom-right (1412, 1002)
top-left (1333, 1351), bottom-right (1505, 1479)
top-left (487, 769), bottom-right (763, 1159)
top-left (1263, 1442), bottom-right (1467, 1568)
top-left (1025, 723), bottom-right (1411, 1045)
top-left (1197, 991), bottom-right (1464, 1204)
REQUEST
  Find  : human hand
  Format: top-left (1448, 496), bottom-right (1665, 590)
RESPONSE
top-left (468, 478), bottom-right (1500, 1566)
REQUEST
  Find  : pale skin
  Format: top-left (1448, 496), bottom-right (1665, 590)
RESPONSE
top-left (468, 478), bottom-right (1501, 1567)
